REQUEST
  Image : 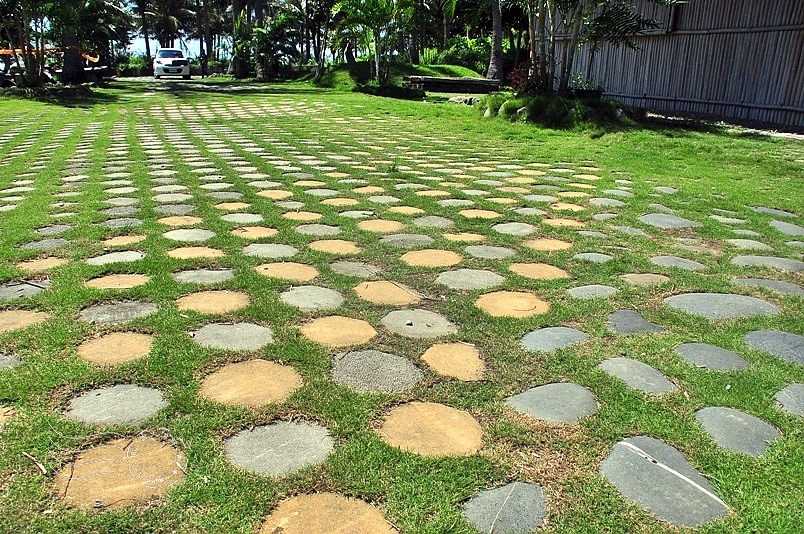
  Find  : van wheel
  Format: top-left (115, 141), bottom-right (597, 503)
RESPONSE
top-left (183, 75), bottom-right (191, 80)
top-left (154, 75), bottom-right (160, 79)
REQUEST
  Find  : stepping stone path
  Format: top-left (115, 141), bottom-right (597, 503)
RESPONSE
top-left (507, 383), bottom-right (598, 423)
top-left (259, 493), bottom-right (396, 533)
top-left (0, 353), bottom-right (21, 370)
top-left (64, 384), bottom-right (166, 425)
top-left (568, 284), bottom-right (619, 299)
top-left (332, 350), bottom-right (422, 392)
top-left (475, 291), bottom-right (550, 318)
top-left (80, 301), bottom-right (157, 325)
top-left (301, 316), bottom-right (377, 347)
top-left (607, 310), bottom-right (663, 334)
top-left (77, 332), bottom-right (153, 366)
top-left (280, 285), bottom-right (344, 311)
top-left (695, 407), bottom-right (780, 456)
top-left (664, 293), bottom-right (779, 320)
top-left (378, 402), bottom-right (483, 456)
top-left (421, 342), bottom-right (484, 381)
top-left (521, 327), bottom-right (588, 353)
top-left (193, 322), bottom-right (273, 351)
top-left (381, 309), bottom-right (457, 338)
top-left (598, 358), bottom-right (677, 394)
top-left (674, 343), bottom-right (749, 370)
top-left (200, 360), bottom-right (302, 407)
top-left (463, 482), bottom-right (547, 533)
top-left (744, 330), bottom-right (803, 366)
top-left (774, 383), bottom-right (804, 416)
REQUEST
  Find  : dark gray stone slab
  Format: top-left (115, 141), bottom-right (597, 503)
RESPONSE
top-left (710, 215), bottom-right (746, 225)
top-left (35, 224), bottom-right (73, 236)
top-left (599, 358), bottom-right (677, 394)
top-left (774, 383), bottom-right (804, 416)
top-left (696, 407), bottom-right (780, 456)
top-left (664, 293), bottom-right (779, 320)
top-left (243, 243), bottom-right (298, 259)
top-left (745, 330), bottom-right (803, 366)
top-left (0, 353), bottom-right (21, 371)
top-left (726, 239), bottom-right (772, 251)
top-left (463, 482), bottom-right (546, 533)
top-left (155, 204), bottom-right (195, 215)
top-left (567, 284), bottom-right (619, 299)
top-left (100, 206), bottom-right (139, 217)
top-left (506, 382), bottom-right (598, 423)
top-left (64, 384), bottom-right (166, 425)
top-left (492, 222), bottom-right (537, 236)
top-left (651, 255), bottom-right (706, 271)
top-left (99, 217), bottom-right (143, 229)
top-left (436, 269), bottom-right (504, 290)
top-left (573, 252), bottom-right (612, 263)
top-left (589, 197), bottom-right (625, 208)
top-left (465, 245), bottom-right (516, 259)
top-left (521, 327), bottom-right (588, 353)
top-left (751, 206), bottom-right (796, 218)
top-left (413, 215), bottom-right (454, 228)
top-left (639, 213), bottom-right (700, 229)
top-left (731, 255), bottom-right (804, 272)
top-left (21, 238), bottom-right (69, 251)
top-left (514, 207), bottom-right (547, 217)
top-left (0, 281), bottom-right (48, 300)
top-left (329, 261), bottom-right (381, 278)
top-left (163, 229), bottom-right (216, 242)
top-left (80, 301), bottom-right (157, 324)
top-left (332, 350), bottom-right (423, 393)
top-left (193, 322), bottom-right (273, 351)
top-left (674, 343), bottom-right (749, 370)
top-left (770, 220), bottom-right (804, 236)
top-left (380, 234), bottom-right (434, 249)
top-left (607, 310), bottom-right (663, 335)
top-left (339, 210), bottom-right (374, 219)
top-left (172, 268), bottom-right (235, 284)
top-left (381, 309), bottom-right (457, 339)
top-left (224, 422), bottom-right (334, 477)
top-left (153, 193), bottom-right (193, 203)
top-left (280, 286), bottom-right (344, 311)
top-left (295, 224), bottom-right (341, 236)
top-left (600, 436), bottom-right (728, 527)
top-left (731, 278), bottom-right (803, 296)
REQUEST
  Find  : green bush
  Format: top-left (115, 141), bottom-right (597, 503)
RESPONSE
top-left (355, 81), bottom-right (425, 100)
top-left (436, 37), bottom-right (490, 76)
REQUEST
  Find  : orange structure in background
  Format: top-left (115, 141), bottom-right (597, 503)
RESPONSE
top-left (0, 47), bottom-right (100, 63)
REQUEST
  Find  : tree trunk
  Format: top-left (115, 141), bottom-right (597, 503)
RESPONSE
top-left (486, 0), bottom-right (503, 82)
top-left (231, 0), bottom-right (249, 78)
top-left (62, 31), bottom-right (86, 84)
top-left (559, 0), bottom-right (585, 93)
top-left (373, 33), bottom-right (381, 82)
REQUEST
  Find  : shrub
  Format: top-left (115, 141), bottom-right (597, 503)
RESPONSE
top-left (436, 37), bottom-right (490, 76)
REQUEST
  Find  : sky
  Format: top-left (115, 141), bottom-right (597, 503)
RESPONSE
top-left (128, 37), bottom-right (207, 58)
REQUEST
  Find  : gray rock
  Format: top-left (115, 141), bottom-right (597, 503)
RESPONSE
top-left (465, 245), bottom-right (516, 259)
top-left (221, 213), bottom-right (263, 224)
top-left (80, 301), bottom-right (157, 324)
top-left (592, 213), bottom-right (618, 221)
top-left (573, 252), bottom-right (612, 263)
top-left (0, 281), bottom-right (47, 300)
top-left (21, 238), bottom-right (69, 251)
top-left (98, 217), bottom-right (143, 229)
top-left (463, 482), bottom-right (546, 533)
top-left (726, 239), bottom-right (772, 251)
top-left (64, 384), bottom-right (166, 425)
top-left (674, 343), bottom-right (749, 370)
top-left (607, 310), bottom-right (663, 334)
top-left (86, 250), bottom-right (145, 265)
top-left (295, 224), bottom-right (341, 236)
top-left (329, 261), bottom-right (381, 278)
top-left (368, 195), bottom-right (401, 204)
top-left (745, 330), bottom-right (803, 366)
top-left (731, 255), bottom-right (804, 272)
top-left (696, 407), bottom-right (780, 457)
top-left (381, 309), bottom-right (457, 339)
top-left (654, 186), bottom-right (677, 194)
top-left (650, 255), bottom-right (706, 271)
top-left (639, 213), bottom-right (701, 229)
top-left (0, 353), bottom-right (21, 371)
top-left (523, 194), bottom-right (558, 203)
top-left (436, 269), bottom-right (505, 290)
top-left (303, 188), bottom-right (338, 197)
top-left (732, 228), bottom-right (761, 237)
top-left (154, 204), bottom-right (195, 215)
top-left (731, 278), bottom-right (803, 296)
top-left (99, 206), bottom-right (138, 217)
top-left (280, 286), bottom-right (344, 311)
top-left (506, 383), bottom-right (598, 423)
top-left (332, 350), bottom-right (423, 393)
top-left (163, 229), bottom-right (216, 242)
top-left (599, 358), bottom-right (677, 394)
top-left (492, 222), bottom-right (537, 236)
top-left (172, 268), bottom-right (235, 284)
top-left (413, 215), bottom-right (454, 228)
top-left (35, 224), bottom-right (73, 236)
top-left (153, 193), bottom-right (193, 203)
top-left (513, 208), bottom-right (547, 217)
top-left (521, 327), bottom-right (588, 353)
top-left (276, 201), bottom-right (305, 209)
top-left (247, 180), bottom-right (282, 189)
top-left (339, 210), bottom-right (374, 219)
top-left (770, 219), bottom-right (804, 236)
top-left (578, 231), bottom-right (606, 238)
top-left (664, 293), bottom-right (778, 320)
top-left (589, 197), bottom-right (625, 208)
top-left (603, 189), bottom-right (634, 198)
top-left (774, 383), bottom-right (804, 416)
top-left (193, 322), bottom-right (273, 351)
top-left (380, 234), bottom-right (434, 249)
top-left (710, 215), bottom-right (746, 225)
top-left (750, 206), bottom-right (796, 218)
top-left (567, 284), bottom-right (619, 299)
top-left (612, 225), bottom-right (650, 237)
top-left (600, 436), bottom-right (728, 527)
top-left (648, 203), bottom-right (674, 213)
top-left (243, 243), bottom-right (298, 258)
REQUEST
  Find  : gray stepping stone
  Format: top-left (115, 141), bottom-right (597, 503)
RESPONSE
top-left (438, 199), bottom-right (474, 207)
top-left (163, 229), bottom-right (216, 242)
top-left (208, 191), bottom-right (243, 200)
top-left (332, 350), bottom-right (422, 393)
top-left (368, 195), bottom-right (401, 204)
top-left (339, 210), bottom-right (374, 219)
top-left (106, 186), bottom-right (138, 195)
top-left (600, 436), bottom-right (728, 527)
top-left (152, 184), bottom-right (187, 193)
top-left (650, 255), bottom-right (705, 271)
top-left (731, 278), bottom-right (803, 296)
top-left (506, 383), bottom-right (598, 423)
top-left (695, 407), bottom-right (779, 456)
top-left (514, 208), bottom-right (546, 217)
top-left (0, 353), bottom-right (21, 371)
top-left (648, 203), bottom-right (674, 213)
top-left (295, 224), bottom-right (341, 236)
top-left (463, 482), bottom-right (546, 533)
top-left (492, 222), bottom-right (537, 236)
top-left (787, 240), bottom-right (804, 248)
top-left (770, 219), bottom-right (804, 236)
top-left (589, 197), bottom-right (625, 208)
top-left (173, 268), bottom-right (235, 284)
top-left (193, 323), bottom-right (273, 351)
top-left (99, 218), bottom-right (142, 228)
top-left (592, 213), bottom-right (617, 221)
top-left (664, 293), bottom-right (779, 320)
top-left (654, 186), bottom-right (677, 194)
top-left (380, 234), bottom-right (434, 249)
top-left (732, 228), bottom-right (761, 237)
top-left (153, 193), bottom-right (193, 203)
top-left (612, 225), bottom-right (650, 237)
top-left (567, 284), bottom-right (619, 299)
top-left (726, 239), bottom-right (772, 251)
top-left (199, 182), bottom-right (232, 191)
top-left (276, 201), bottom-right (305, 209)
top-left (224, 422), bottom-right (334, 477)
top-left (774, 383), bottom-right (804, 416)
top-left (21, 238), bottom-right (68, 251)
top-left (524, 194), bottom-right (558, 203)
top-left (578, 230), bottom-right (606, 238)
top-left (221, 213), bottom-right (263, 224)
top-left (607, 310), bottom-right (663, 334)
top-left (573, 252), bottom-right (612, 263)
top-left (710, 215), bottom-right (745, 225)
top-left (599, 358), bottom-right (677, 394)
top-left (674, 343), bottom-right (749, 370)
top-left (248, 180), bottom-right (282, 189)
top-left (745, 330), bottom-right (803, 366)
top-left (0, 281), bottom-right (47, 300)
top-left (436, 269), bottom-right (504, 290)
top-left (413, 215), bottom-right (454, 228)
top-left (639, 213), bottom-right (700, 229)
top-left (603, 189), bottom-right (634, 198)
top-left (280, 286), bottom-right (344, 311)
top-left (64, 384), bottom-right (166, 425)
top-left (751, 206), bottom-right (796, 218)
top-left (465, 245), bottom-right (516, 259)
top-left (155, 204), bottom-right (195, 215)
top-left (329, 261), bottom-right (381, 278)
top-left (381, 309), bottom-right (457, 339)
top-left (100, 206), bottom-right (139, 217)
top-left (243, 243), bottom-right (298, 258)
top-left (731, 255), bottom-right (804, 272)
top-left (35, 224), bottom-right (73, 236)
top-left (80, 301), bottom-right (157, 324)
top-left (521, 327), bottom-right (588, 353)
top-left (86, 251), bottom-right (145, 265)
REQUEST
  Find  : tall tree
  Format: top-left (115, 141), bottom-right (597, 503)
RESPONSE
top-left (486, 0), bottom-right (502, 81)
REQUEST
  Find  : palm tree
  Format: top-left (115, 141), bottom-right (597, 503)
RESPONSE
top-left (486, 0), bottom-right (503, 81)
top-left (151, 0), bottom-right (194, 48)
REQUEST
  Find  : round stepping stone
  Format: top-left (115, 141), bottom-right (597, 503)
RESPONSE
top-left (330, 261), bottom-right (381, 278)
top-left (358, 219), bottom-right (404, 233)
top-left (84, 273), bottom-right (151, 292)
top-left (368, 195), bottom-right (400, 204)
top-left (551, 202), bottom-right (585, 212)
top-left (80, 302), bottom-right (157, 325)
top-left (664, 293), bottom-right (778, 320)
top-left (381, 309), bottom-right (457, 338)
top-left (696, 407), bottom-right (779, 457)
top-left (491, 222), bottom-right (537, 236)
top-left (0, 353), bottom-right (21, 370)
top-left (607, 310), bottom-right (663, 334)
top-left (354, 281), bottom-right (421, 306)
top-left (201, 360), bottom-right (302, 407)
top-left (0, 405), bottom-right (15, 424)
top-left (523, 238), bottom-right (573, 251)
top-left (731, 255), bottom-right (804, 272)
top-left (243, 243), bottom-right (298, 259)
top-left (193, 322), bottom-right (273, 351)
top-left (280, 286), bottom-right (344, 311)
top-left (167, 246), bottom-right (224, 259)
top-left (172, 268), bottom-right (234, 285)
top-left (731, 278), bottom-right (803, 296)
top-left (0, 280), bottom-right (48, 300)
top-left (295, 224), bottom-right (341, 236)
top-left (54, 437), bottom-right (185, 510)
top-left (774, 383), bottom-right (804, 416)
top-left (21, 238), bottom-right (68, 251)
top-left (216, 201), bottom-right (249, 211)
top-left (77, 332), bottom-right (152, 366)
top-left (598, 358), bottom-right (677, 394)
top-left (521, 327), bottom-right (588, 353)
top-left (258, 493), bottom-right (396, 534)
top-left (304, 188), bottom-right (339, 197)
top-left (422, 342), bottom-right (483, 381)
top-left (612, 225), bottom-right (649, 237)
top-left (463, 482), bottom-right (546, 534)
top-left (770, 219), bottom-right (804, 236)
top-left (256, 189), bottom-right (292, 199)
top-left (35, 224), bottom-right (73, 236)
top-left (231, 226), bottom-right (278, 240)
top-left (221, 213), bottom-right (263, 224)
top-left (177, 290), bottom-right (250, 314)
top-left (158, 215), bottom-right (202, 227)
top-left (751, 206), bottom-right (796, 218)
top-left (568, 284), bottom-right (619, 299)
top-left (674, 343), bottom-right (749, 371)
top-left (506, 383), bottom-right (598, 423)
top-left (436, 269), bottom-right (504, 290)
top-left (86, 250), bottom-right (145, 265)
top-left (301, 316), bottom-right (377, 347)
top-left (16, 257), bottom-right (69, 272)
top-left (98, 217), bottom-right (143, 229)
top-left (65, 384), bottom-right (166, 425)
top-left (332, 350), bottom-right (422, 393)
top-left (323, 198), bottom-right (359, 206)
top-left (620, 273), bottom-right (669, 286)
top-left (589, 197), bottom-right (625, 208)
top-left (475, 291), bottom-right (549, 318)
top-left (459, 209), bottom-right (500, 219)
top-left (442, 232), bottom-right (484, 243)
top-left (389, 206), bottom-right (424, 215)
top-left (639, 213), bottom-right (700, 229)
top-left (400, 249), bottom-right (462, 267)
top-left (154, 204), bottom-right (195, 215)
top-left (726, 238), bottom-right (772, 251)
top-left (413, 215), bottom-right (454, 228)
top-left (651, 255), bottom-right (706, 271)
top-left (600, 436), bottom-right (728, 527)
top-left (283, 211), bottom-right (322, 221)
top-left (308, 239), bottom-right (361, 255)
top-left (465, 245), bottom-right (516, 260)
top-left (103, 235), bottom-right (146, 247)
top-left (153, 193), bottom-right (192, 203)
top-left (255, 262), bottom-right (318, 282)
top-left (0, 310), bottom-right (50, 333)
top-left (378, 402), bottom-right (482, 456)
top-left (380, 234), bottom-right (434, 248)
top-left (507, 263), bottom-right (569, 282)
top-left (744, 330), bottom-right (803, 366)
top-left (438, 199), bottom-right (474, 207)
top-left (573, 252), bottom-right (612, 263)
top-left (224, 421), bottom-right (334, 477)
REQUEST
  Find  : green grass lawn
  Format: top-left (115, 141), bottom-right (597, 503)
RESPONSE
top-left (0, 78), bottom-right (801, 533)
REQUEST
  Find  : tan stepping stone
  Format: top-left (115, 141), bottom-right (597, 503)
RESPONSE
top-left (231, 226), bottom-right (278, 239)
top-left (0, 310), bottom-right (50, 333)
top-left (378, 402), bottom-right (483, 456)
top-left (443, 232), bottom-right (485, 242)
top-left (358, 219), bottom-right (404, 233)
top-left (401, 249), bottom-right (462, 267)
top-left (158, 215), bottom-right (202, 226)
top-left (459, 209), bottom-right (500, 219)
top-left (102, 234), bottom-right (146, 247)
top-left (259, 493), bottom-right (396, 534)
top-left (167, 246), bottom-right (225, 259)
top-left (354, 281), bottom-right (421, 306)
top-left (567, 182), bottom-right (595, 189)
top-left (573, 173), bottom-right (601, 180)
top-left (487, 197), bottom-right (517, 204)
top-left (322, 197), bottom-right (358, 206)
top-left (510, 263), bottom-right (570, 280)
top-left (475, 291), bottom-right (550, 318)
top-left (54, 437), bottom-right (185, 509)
top-left (300, 316), bottom-right (377, 347)
top-left (16, 257), bottom-right (68, 272)
top-left (550, 202), bottom-right (586, 212)
top-left (353, 186), bottom-right (385, 194)
top-left (523, 238), bottom-right (573, 251)
top-left (309, 239), bottom-right (361, 254)
top-left (422, 343), bottom-right (483, 381)
top-left (256, 189), bottom-right (292, 200)
top-left (517, 169), bottom-right (547, 176)
top-left (85, 274), bottom-right (150, 289)
top-left (256, 262), bottom-right (319, 282)
top-left (177, 290), bottom-right (250, 314)
top-left (556, 191), bottom-right (590, 198)
top-left (543, 218), bottom-right (585, 228)
top-left (77, 332), bottom-right (153, 365)
top-left (620, 273), bottom-right (670, 286)
top-left (200, 360), bottom-right (301, 407)
top-left (498, 186), bottom-right (530, 194)
top-left (0, 406), bottom-right (15, 424)
top-left (389, 206), bottom-right (425, 215)
top-left (416, 189), bottom-right (450, 197)
top-left (284, 211), bottom-right (322, 221)
top-left (294, 180), bottom-right (326, 187)
top-left (215, 202), bottom-right (250, 210)
top-left (324, 171), bottom-right (351, 178)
